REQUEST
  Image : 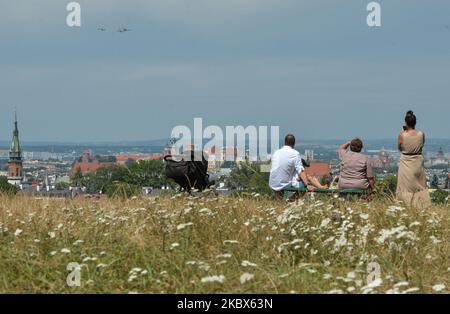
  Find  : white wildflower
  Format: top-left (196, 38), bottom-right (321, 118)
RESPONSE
top-left (201, 275), bottom-right (225, 284)
top-left (394, 281), bottom-right (409, 288)
top-left (320, 218), bottom-right (331, 228)
top-left (402, 287), bottom-right (420, 294)
top-left (176, 222), bottom-right (194, 230)
top-left (14, 229), bottom-right (23, 237)
top-left (199, 208), bottom-right (212, 215)
top-left (323, 274), bottom-right (332, 280)
top-left (61, 248), bottom-right (71, 254)
top-left (432, 284), bottom-right (446, 292)
top-left (327, 289), bottom-right (344, 294)
top-left (429, 236), bottom-right (442, 244)
top-left (130, 268), bottom-right (142, 273)
top-left (239, 273), bottom-right (254, 284)
top-left (199, 263), bottom-right (211, 271)
top-left (241, 260), bottom-right (257, 268)
top-left (362, 278), bottom-right (383, 291)
top-left (359, 214), bottom-right (369, 220)
top-left (223, 240), bottom-right (239, 245)
top-left (183, 207), bottom-right (192, 214)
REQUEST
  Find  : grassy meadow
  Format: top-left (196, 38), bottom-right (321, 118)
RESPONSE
top-left (0, 192), bottom-right (448, 294)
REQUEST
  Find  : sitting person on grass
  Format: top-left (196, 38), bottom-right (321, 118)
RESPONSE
top-left (338, 138), bottom-right (375, 190)
top-left (269, 134), bottom-right (327, 199)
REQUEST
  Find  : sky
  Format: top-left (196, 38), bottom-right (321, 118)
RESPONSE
top-left (0, 0), bottom-right (449, 142)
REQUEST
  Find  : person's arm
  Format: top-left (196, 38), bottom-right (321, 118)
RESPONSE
top-left (397, 131), bottom-right (404, 151)
top-left (338, 141), bottom-right (351, 160)
top-left (339, 141), bottom-right (352, 151)
top-left (299, 171), bottom-right (315, 192)
top-left (368, 178), bottom-right (376, 190)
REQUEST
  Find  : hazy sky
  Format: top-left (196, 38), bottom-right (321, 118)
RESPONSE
top-left (0, 0), bottom-right (449, 142)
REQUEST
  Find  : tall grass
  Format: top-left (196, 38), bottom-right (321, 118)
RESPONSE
top-left (0, 193), bottom-right (448, 294)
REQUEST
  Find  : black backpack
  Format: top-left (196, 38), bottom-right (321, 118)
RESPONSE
top-left (164, 150), bottom-right (210, 192)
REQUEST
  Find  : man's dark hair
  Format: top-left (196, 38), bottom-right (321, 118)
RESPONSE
top-left (350, 138), bottom-right (363, 153)
top-left (285, 134), bottom-right (296, 147)
top-left (405, 110), bottom-right (416, 128)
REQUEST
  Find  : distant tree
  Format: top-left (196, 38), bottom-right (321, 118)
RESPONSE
top-left (227, 162), bottom-right (271, 195)
top-left (431, 175), bottom-right (439, 189)
top-left (82, 166), bottom-right (128, 194)
top-left (431, 189), bottom-right (448, 204)
top-left (127, 159), bottom-right (168, 188)
top-left (0, 176), bottom-right (17, 195)
top-left (69, 159), bottom-right (168, 198)
top-left (221, 161), bottom-right (236, 169)
top-left (55, 182), bottom-right (70, 191)
top-left (376, 174), bottom-right (397, 197)
top-left (125, 158), bottom-right (136, 167)
top-left (71, 168), bottom-right (84, 187)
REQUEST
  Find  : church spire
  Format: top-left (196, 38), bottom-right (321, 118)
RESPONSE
top-left (8, 109), bottom-right (23, 187)
top-left (10, 109), bottom-right (22, 160)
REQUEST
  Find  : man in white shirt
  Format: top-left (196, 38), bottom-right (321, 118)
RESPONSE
top-left (269, 134), bottom-right (326, 198)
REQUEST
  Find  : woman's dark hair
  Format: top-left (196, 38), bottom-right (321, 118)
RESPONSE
top-left (405, 110), bottom-right (416, 128)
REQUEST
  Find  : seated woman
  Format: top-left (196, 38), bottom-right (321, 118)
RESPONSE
top-left (338, 138), bottom-right (375, 190)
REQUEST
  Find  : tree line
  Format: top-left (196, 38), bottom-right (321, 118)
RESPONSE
top-left (71, 159), bottom-right (172, 198)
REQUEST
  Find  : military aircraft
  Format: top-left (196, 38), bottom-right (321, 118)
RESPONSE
top-left (118, 27), bottom-right (132, 33)
top-left (97, 27), bottom-right (106, 32)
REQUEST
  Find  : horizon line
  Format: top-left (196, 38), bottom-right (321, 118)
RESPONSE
top-left (0, 137), bottom-right (449, 147)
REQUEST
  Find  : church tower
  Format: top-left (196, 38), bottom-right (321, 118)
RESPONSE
top-left (7, 111), bottom-right (23, 186)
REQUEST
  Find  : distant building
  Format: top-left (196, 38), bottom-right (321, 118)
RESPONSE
top-left (206, 146), bottom-right (242, 171)
top-left (115, 154), bottom-right (162, 165)
top-left (71, 150), bottom-right (115, 175)
top-left (434, 147), bottom-right (448, 166)
top-left (7, 112), bottom-right (23, 186)
top-left (371, 147), bottom-right (392, 169)
top-left (305, 149), bottom-right (314, 162)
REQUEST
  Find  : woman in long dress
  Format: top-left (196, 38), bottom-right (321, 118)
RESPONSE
top-left (396, 111), bottom-right (431, 208)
